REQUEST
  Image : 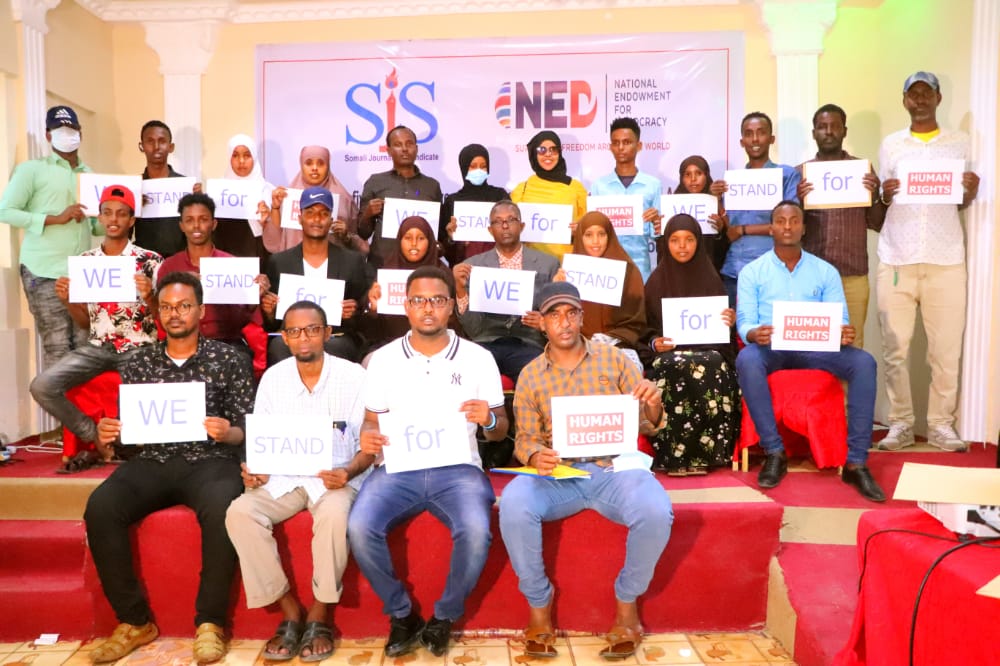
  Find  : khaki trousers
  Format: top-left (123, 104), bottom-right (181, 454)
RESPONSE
top-left (225, 485), bottom-right (356, 608)
top-left (876, 262), bottom-right (966, 428)
top-left (841, 274), bottom-right (870, 349)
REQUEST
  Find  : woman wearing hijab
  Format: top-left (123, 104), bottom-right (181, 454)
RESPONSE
top-left (441, 143), bottom-right (508, 265)
top-left (218, 134), bottom-right (273, 262)
top-left (557, 212), bottom-right (646, 352)
top-left (265, 145), bottom-right (367, 255)
top-left (659, 155), bottom-right (728, 271)
top-left (363, 216), bottom-right (451, 353)
top-left (510, 130), bottom-right (587, 260)
top-left (643, 214), bottom-right (740, 474)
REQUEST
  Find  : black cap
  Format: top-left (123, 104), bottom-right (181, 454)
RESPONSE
top-left (46, 106), bottom-right (80, 131)
top-left (537, 281), bottom-right (582, 313)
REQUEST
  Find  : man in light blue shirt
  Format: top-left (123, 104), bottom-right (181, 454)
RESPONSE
top-left (718, 112), bottom-right (800, 305)
top-left (589, 117), bottom-right (662, 281)
top-left (736, 200), bottom-right (884, 502)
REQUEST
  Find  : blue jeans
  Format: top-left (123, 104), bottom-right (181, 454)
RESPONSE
top-left (20, 264), bottom-right (88, 372)
top-left (498, 464), bottom-right (673, 607)
top-left (29, 344), bottom-right (140, 443)
top-left (346, 464), bottom-right (495, 621)
top-left (722, 274), bottom-right (738, 309)
top-left (481, 337), bottom-right (543, 382)
top-left (735, 344), bottom-right (877, 465)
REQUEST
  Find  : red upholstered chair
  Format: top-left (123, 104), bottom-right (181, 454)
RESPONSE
top-left (62, 371), bottom-right (122, 458)
top-left (733, 369), bottom-right (847, 472)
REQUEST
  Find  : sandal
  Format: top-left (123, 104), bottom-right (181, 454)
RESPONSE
top-left (57, 449), bottom-right (105, 475)
top-left (193, 622), bottom-right (227, 664)
top-left (523, 625), bottom-right (558, 658)
top-left (263, 620), bottom-right (302, 661)
top-left (665, 468), bottom-right (688, 477)
top-left (600, 625), bottom-right (642, 660)
top-left (298, 621), bottom-right (335, 662)
top-left (91, 621), bottom-right (159, 663)
top-left (686, 465), bottom-right (709, 476)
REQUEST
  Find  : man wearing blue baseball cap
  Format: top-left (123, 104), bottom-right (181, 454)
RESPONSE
top-left (875, 71), bottom-right (980, 453)
top-left (260, 186), bottom-right (373, 365)
top-left (0, 105), bottom-right (102, 376)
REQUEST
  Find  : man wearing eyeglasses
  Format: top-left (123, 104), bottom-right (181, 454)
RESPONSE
top-left (227, 300), bottom-right (370, 663)
top-left (261, 186), bottom-right (373, 365)
top-left (29, 184), bottom-right (162, 470)
top-left (348, 265), bottom-right (508, 658)
top-left (453, 200), bottom-right (559, 382)
top-left (499, 281), bottom-right (671, 661)
top-left (84, 270), bottom-right (254, 664)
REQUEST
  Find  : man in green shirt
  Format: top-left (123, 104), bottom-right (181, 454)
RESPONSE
top-left (0, 105), bottom-right (102, 371)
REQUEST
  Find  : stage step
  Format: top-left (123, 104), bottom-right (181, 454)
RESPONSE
top-left (776, 543), bottom-right (858, 666)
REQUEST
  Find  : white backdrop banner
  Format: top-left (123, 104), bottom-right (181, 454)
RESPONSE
top-left (256, 33), bottom-right (744, 197)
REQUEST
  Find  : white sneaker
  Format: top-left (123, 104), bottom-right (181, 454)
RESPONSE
top-left (927, 425), bottom-right (968, 452)
top-left (877, 424), bottom-right (914, 451)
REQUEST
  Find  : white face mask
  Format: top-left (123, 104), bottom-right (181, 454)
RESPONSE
top-left (465, 168), bottom-right (489, 186)
top-left (50, 127), bottom-right (81, 153)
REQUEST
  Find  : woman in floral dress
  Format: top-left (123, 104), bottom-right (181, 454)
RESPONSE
top-left (642, 214), bottom-right (740, 474)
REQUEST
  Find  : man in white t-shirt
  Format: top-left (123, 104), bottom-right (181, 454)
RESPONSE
top-left (876, 71), bottom-right (980, 452)
top-left (347, 265), bottom-right (508, 658)
top-left (226, 300), bottom-right (369, 662)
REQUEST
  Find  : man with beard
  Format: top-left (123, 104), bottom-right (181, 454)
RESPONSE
top-left (796, 104), bottom-right (887, 348)
top-left (261, 187), bottom-right (372, 364)
top-left (227, 300), bottom-right (369, 663)
top-left (348, 265), bottom-right (508, 658)
top-left (84, 270), bottom-right (254, 663)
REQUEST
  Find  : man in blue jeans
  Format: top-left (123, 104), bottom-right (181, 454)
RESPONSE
top-left (348, 265), bottom-right (509, 657)
top-left (735, 200), bottom-right (884, 502)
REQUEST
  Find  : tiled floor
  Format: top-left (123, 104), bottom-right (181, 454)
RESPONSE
top-left (0, 632), bottom-right (795, 666)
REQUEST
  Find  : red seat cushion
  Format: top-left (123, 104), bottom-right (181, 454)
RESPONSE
top-left (62, 371), bottom-right (121, 458)
top-left (735, 369), bottom-right (847, 469)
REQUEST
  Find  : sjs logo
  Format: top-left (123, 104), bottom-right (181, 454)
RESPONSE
top-left (345, 68), bottom-right (439, 147)
top-left (494, 80), bottom-right (598, 129)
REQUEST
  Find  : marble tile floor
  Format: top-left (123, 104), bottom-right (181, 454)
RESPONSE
top-left (0, 632), bottom-right (796, 666)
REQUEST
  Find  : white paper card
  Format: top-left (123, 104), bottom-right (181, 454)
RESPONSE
top-left (723, 168), bottom-right (784, 211)
top-left (661, 296), bottom-right (730, 345)
top-left (376, 269), bottom-right (413, 316)
top-left (276, 273), bottom-right (345, 326)
top-left (551, 394), bottom-right (639, 458)
top-left (279, 187), bottom-right (305, 229)
top-left (206, 179), bottom-right (260, 220)
top-left (245, 413), bottom-right (339, 476)
top-left (381, 198), bottom-right (441, 239)
top-left (200, 257), bottom-right (260, 305)
top-left (377, 408), bottom-right (472, 473)
top-left (770, 300), bottom-right (843, 352)
top-left (140, 177), bottom-right (197, 218)
top-left (517, 202), bottom-right (573, 245)
top-left (468, 266), bottom-right (536, 316)
top-left (451, 201), bottom-right (496, 242)
top-left (78, 173), bottom-right (143, 217)
top-left (561, 253), bottom-right (627, 306)
top-left (67, 255), bottom-right (137, 303)
top-left (802, 160), bottom-right (871, 209)
top-left (119, 382), bottom-right (208, 445)
top-left (659, 193), bottom-right (718, 235)
top-left (895, 159), bottom-right (965, 205)
top-left (587, 194), bottom-right (644, 236)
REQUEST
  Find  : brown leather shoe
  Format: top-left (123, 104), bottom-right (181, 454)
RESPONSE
top-left (193, 622), bottom-right (227, 664)
top-left (90, 622), bottom-right (159, 663)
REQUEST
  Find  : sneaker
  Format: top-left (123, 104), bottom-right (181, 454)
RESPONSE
top-left (927, 425), bottom-right (968, 452)
top-left (877, 424), bottom-right (914, 451)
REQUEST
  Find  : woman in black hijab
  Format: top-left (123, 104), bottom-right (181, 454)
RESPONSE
top-left (441, 143), bottom-right (509, 265)
top-left (643, 214), bottom-right (740, 474)
top-left (510, 130), bottom-right (588, 260)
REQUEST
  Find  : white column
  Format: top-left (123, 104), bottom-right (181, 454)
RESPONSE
top-left (960, 0), bottom-right (999, 443)
top-left (757, 0), bottom-right (837, 165)
top-left (10, 0), bottom-right (60, 159)
top-left (143, 21), bottom-right (219, 179)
